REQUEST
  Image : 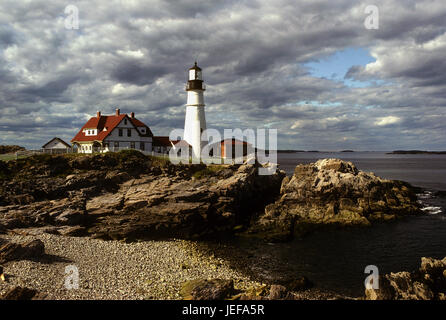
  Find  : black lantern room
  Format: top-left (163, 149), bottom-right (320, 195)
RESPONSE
top-left (186, 62), bottom-right (205, 91)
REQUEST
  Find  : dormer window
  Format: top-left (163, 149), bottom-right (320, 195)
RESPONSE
top-left (84, 129), bottom-right (98, 136)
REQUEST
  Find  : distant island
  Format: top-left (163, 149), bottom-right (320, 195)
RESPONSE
top-left (341, 150), bottom-right (354, 152)
top-left (388, 150), bottom-right (446, 155)
top-left (277, 150), bottom-right (305, 153)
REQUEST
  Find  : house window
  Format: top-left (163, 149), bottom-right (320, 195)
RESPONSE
top-left (124, 119), bottom-right (128, 125)
top-left (127, 129), bottom-right (131, 137)
top-left (130, 142), bottom-right (135, 149)
top-left (140, 142), bottom-right (145, 151)
top-left (114, 142), bottom-right (119, 148)
top-left (119, 129), bottom-right (123, 136)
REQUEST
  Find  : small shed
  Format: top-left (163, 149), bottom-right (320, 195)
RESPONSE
top-left (42, 137), bottom-right (71, 153)
top-left (207, 139), bottom-right (252, 159)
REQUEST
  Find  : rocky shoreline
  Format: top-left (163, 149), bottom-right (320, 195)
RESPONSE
top-left (0, 152), bottom-right (439, 300)
top-left (366, 256), bottom-right (446, 300)
top-left (248, 159), bottom-right (421, 242)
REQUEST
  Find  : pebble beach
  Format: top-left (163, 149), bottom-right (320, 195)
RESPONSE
top-left (0, 233), bottom-right (262, 300)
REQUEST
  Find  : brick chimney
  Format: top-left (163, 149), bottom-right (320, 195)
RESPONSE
top-left (97, 111), bottom-right (101, 118)
top-left (130, 112), bottom-right (135, 118)
top-left (116, 108), bottom-right (120, 116)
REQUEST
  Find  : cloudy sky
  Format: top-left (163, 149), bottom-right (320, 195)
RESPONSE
top-left (1, 0), bottom-right (446, 151)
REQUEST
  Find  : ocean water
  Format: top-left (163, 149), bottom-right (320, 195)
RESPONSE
top-left (235, 152), bottom-right (446, 297)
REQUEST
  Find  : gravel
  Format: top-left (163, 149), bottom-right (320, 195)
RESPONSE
top-left (0, 233), bottom-right (262, 300)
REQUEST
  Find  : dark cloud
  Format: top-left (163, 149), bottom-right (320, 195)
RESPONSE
top-left (19, 75), bottom-right (80, 102)
top-left (110, 60), bottom-right (167, 86)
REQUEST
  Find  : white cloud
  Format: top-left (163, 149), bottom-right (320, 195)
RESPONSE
top-left (374, 116), bottom-right (401, 126)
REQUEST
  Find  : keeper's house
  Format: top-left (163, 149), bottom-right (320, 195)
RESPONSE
top-left (71, 109), bottom-right (153, 153)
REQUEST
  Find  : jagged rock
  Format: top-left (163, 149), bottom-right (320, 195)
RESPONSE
top-left (282, 276), bottom-right (313, 291)
top-left (86, 163), bottom-right (285, 241)
top-left (365, 256), bottom-right (446, 300)
top-left (268, 285), bottom-right (289, 299)
top-left (54, 209), bottom-right (86, 226)
top-left (10, 227), bottom-right (60, 236)
top-left (238, 283), bottom-right (304, 300)
top-left (250, 159), bottom-right (421, 241)
top-left (0, 286), bottom-right (47, 300)
top-left (0, 239), bottom-right (45, 264)
top-left (0, 286), bottom-right (38, 300)
top-left (181, 279), bottom-right (235, 300)
top-left (58, 225), bottom-right (86, 237)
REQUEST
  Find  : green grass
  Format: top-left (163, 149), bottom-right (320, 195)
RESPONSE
top-left (0, 153), bottom-right (29, 162)
top-left (192, 165), bottom-right (227, 179)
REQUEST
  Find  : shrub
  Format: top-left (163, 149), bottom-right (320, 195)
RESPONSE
top-left (192, 165), bottom-right (226, 179)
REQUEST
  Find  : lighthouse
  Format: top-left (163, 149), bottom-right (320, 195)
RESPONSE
top-left (184, 62), bottom-right (207, 159)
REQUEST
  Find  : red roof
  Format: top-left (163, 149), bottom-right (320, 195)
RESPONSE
top-left (153, 136), bottom-right (172, 147)
top-left (71, 113), bottom-right (152, 142)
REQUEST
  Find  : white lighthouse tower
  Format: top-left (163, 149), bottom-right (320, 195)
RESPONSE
top-left (184, 62), bottom-right (207, 159)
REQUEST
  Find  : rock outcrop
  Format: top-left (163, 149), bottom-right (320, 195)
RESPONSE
top-left (0, 286), bottom-right (47, 300)
top-left (250, 159), bottom-right (421, 241)
top-left (181, 278), bottom-right (317, 300)
top-left (0, 151), bottom-right (285, 241)
top-left (365, 257), bottom-right (446, 300)
top-left (0, 286), bottom-right (38, 300)
top-left (0, 239), bottom-right (45, 264)
top-left (181, 279), bottom-right (235, 300)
